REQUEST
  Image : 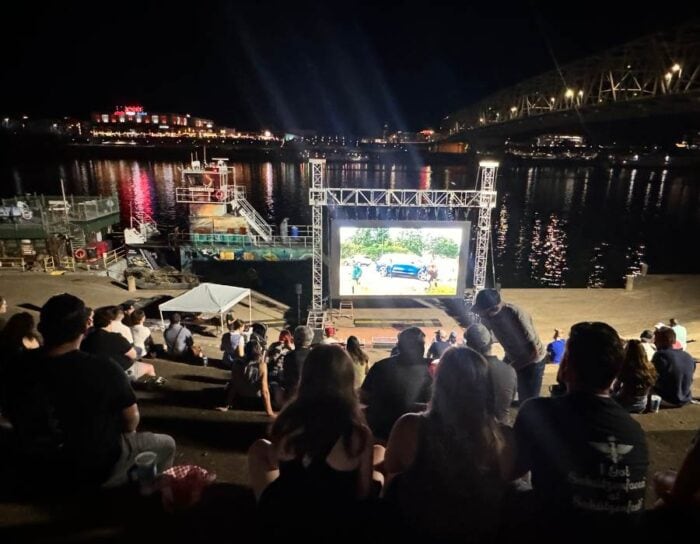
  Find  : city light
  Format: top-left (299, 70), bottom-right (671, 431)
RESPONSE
top-left (565, 89), bottom-right (574, 98)
top-left (510, 106), bottom-right (517, 113)
top-left (671, 63), bottom-right (681, 72)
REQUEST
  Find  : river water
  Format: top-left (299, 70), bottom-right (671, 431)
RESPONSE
top-left (2, 158), bottom-right (698, 288)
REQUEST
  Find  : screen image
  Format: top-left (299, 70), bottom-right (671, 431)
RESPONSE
top-left (332, 221), bottom-right (470, 298)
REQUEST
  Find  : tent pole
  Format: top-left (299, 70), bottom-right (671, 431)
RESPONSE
top-left (220, 312), bottom-right (224, 335)
top-left (160, 309), bottom-right (165, 330)
top-left (248, 292), bottom-right (252, 324)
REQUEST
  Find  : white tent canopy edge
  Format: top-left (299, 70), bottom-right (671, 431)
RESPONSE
top-left (157, 282), bottom-right (252, 330)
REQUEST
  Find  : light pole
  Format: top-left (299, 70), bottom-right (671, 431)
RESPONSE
top-left (295, 283), bottom-right (302, 325)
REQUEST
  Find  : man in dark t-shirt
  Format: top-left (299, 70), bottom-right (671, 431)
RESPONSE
top-left (360, 327), bottom-right (433, 442)
top-left (464, 323), bottom-right (517, 424)
top-left (513, 321), bottom-right (648, 540)
top-left (5, 294), bottom-right (175, 489)
top-left (652, 327), bottom-right (696, 406)
top-left (81, 306), bottom-right (137, 371)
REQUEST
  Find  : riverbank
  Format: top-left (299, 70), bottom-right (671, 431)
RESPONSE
top-left (0, 271), bottom-right (699, 541)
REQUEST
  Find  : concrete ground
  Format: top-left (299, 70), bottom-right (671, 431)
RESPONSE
top-left (0, 271), bottom-right (699, 542)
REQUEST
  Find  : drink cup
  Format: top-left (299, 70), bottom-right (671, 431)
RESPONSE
top-left (134, 451), bottom-right (158, 487)
top-left (650, 394), bottom-right (661, 413)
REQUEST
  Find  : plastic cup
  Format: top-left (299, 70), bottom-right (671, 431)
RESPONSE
top-left (650, 394), bottom-right (661, 413)
top-left (134, 451), bottom-right (158, 486)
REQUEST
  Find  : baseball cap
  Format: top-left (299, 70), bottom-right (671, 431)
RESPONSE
top-left (464, 323), bottom-right (493, 353)
top-left (471, 289), bottom-right (501, 313)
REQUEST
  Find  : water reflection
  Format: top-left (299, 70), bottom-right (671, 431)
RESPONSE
top-left (2, 157), bottom-right (698, 287)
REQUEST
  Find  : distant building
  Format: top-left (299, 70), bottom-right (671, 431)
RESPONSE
top-left (90, 105), bottom-right (215, 137)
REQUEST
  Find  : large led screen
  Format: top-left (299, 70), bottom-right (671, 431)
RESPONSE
top-left (331, 221), bottom-right (470, 298)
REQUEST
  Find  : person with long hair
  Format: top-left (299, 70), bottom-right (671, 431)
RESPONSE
top-left (267, 329), bottom-right (294, 407)
top-left (345, 335), bottom-right (369, 389)
top-left (0, 312), bottom-right (41, 412)
top-left (248, 345), bottom-right (376, 538)
top-left (218, 339), bottom-right (274, 416)
top-left (382, 346), bottom-right (514, 542)
top-left (0, 312), bottom-right (41, 355)
top-left (612, 339), bottom-right (657, 413)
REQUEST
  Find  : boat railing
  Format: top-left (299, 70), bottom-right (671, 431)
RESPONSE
top-left (102, 245), bottom-right (127, 268)
top-left (172, 232), bottom-right (313, 248)
top-left (175, 186), bottom-right (237, 204)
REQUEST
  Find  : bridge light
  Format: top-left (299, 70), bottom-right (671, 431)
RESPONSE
top-left (665, 72), bottom-right (673, 81)
top-left (577, 90), bottom-right (583, 97)
top-left (627, 64), bottom-right (631, 69)
top-left (565, 89), bottom-right (574, 98)
top-left (479, 117), bottom-right (485, 123)
top-left (550, 97), bottom-right (555, 103)
top-left (671, 63), bottom-right (681, 72)
top-left (510, 106), bottom-right (517, 113)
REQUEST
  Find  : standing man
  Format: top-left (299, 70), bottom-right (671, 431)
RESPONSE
top-left (471, 289), bottom-right (546, 403)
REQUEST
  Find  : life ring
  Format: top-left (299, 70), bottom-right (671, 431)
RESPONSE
top-left (74, 248), bottom-right (87, 260)
top-left (215, 189), bottom-right (225, 201)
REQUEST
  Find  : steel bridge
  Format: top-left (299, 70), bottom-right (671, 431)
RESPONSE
top-left (442, 22), bottom-right (700, 139)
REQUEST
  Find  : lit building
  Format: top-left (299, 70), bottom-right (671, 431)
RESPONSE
top-left (90, 105), bottom-right (216, 138)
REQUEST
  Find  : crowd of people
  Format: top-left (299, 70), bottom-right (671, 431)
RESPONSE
top-left (0, 288), bottom-right (698, 541)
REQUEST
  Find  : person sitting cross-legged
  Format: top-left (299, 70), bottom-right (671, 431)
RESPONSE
top-left (3, 294), bottom-right (175, 490)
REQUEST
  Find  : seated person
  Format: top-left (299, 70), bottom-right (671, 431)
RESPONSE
top-left (546, 328), bottom-right (566, 364)
top-left (3, 294), bottom-right (175, 489)
top-left (220, 319), bottom-right (245, 367)
top-left (652, 327), bottom-right (695, 406)
top-left (130, 309), bottom-right (153, 358)
top-left (217, 339), bottom-right (274, 416)
top-left (82, 306), bottom-right (155, 381)
top-left (612, 339), bottom-right (657, 413)
top-left (382, 346), bottom-right (514, 543)
top-left (513, 322), bottom-right (648, 540)
top-left (247, 345), bottom-right (377, 540)
top-left (163, 313), bottom-right (195, 360)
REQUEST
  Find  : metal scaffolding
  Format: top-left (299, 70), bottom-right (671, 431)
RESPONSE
top-left (473, 161), bottom-right (498, 293)
top-left (307, 159), bottom-right (327, 329)
top-left (307, 160), bottom-right (499, 323)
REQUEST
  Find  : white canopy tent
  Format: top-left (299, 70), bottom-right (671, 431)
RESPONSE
top-left (158, 282), bottom-right (252, 330)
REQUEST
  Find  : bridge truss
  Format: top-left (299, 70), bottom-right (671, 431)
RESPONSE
top-left (444, 22), bottom-right (700, 134)
top-left (306, 160), bottom-right (499, 328)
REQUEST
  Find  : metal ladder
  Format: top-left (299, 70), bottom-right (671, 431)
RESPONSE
top-left (232, 188), bottom-right (272, 241)
top-left (306, 309), bottom-right (327, 331)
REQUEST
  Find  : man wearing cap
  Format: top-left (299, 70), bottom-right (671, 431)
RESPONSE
top-left (471, 289), bottom-right (546, 404)
top-left (360, 326), bottom-right (432, 443)
top-left (464, 323), bottom-right (517, 424)
top-left (4, 293), bottom-right (175, 489)
top-left (427, 329), bottom-right (451, 360)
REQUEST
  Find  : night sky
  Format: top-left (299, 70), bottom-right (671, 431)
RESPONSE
top-left (1, 1), bottom-right (696, 135)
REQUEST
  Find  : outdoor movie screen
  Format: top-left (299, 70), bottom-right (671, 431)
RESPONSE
top-left (332, 221), bottom-right (470, 298)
